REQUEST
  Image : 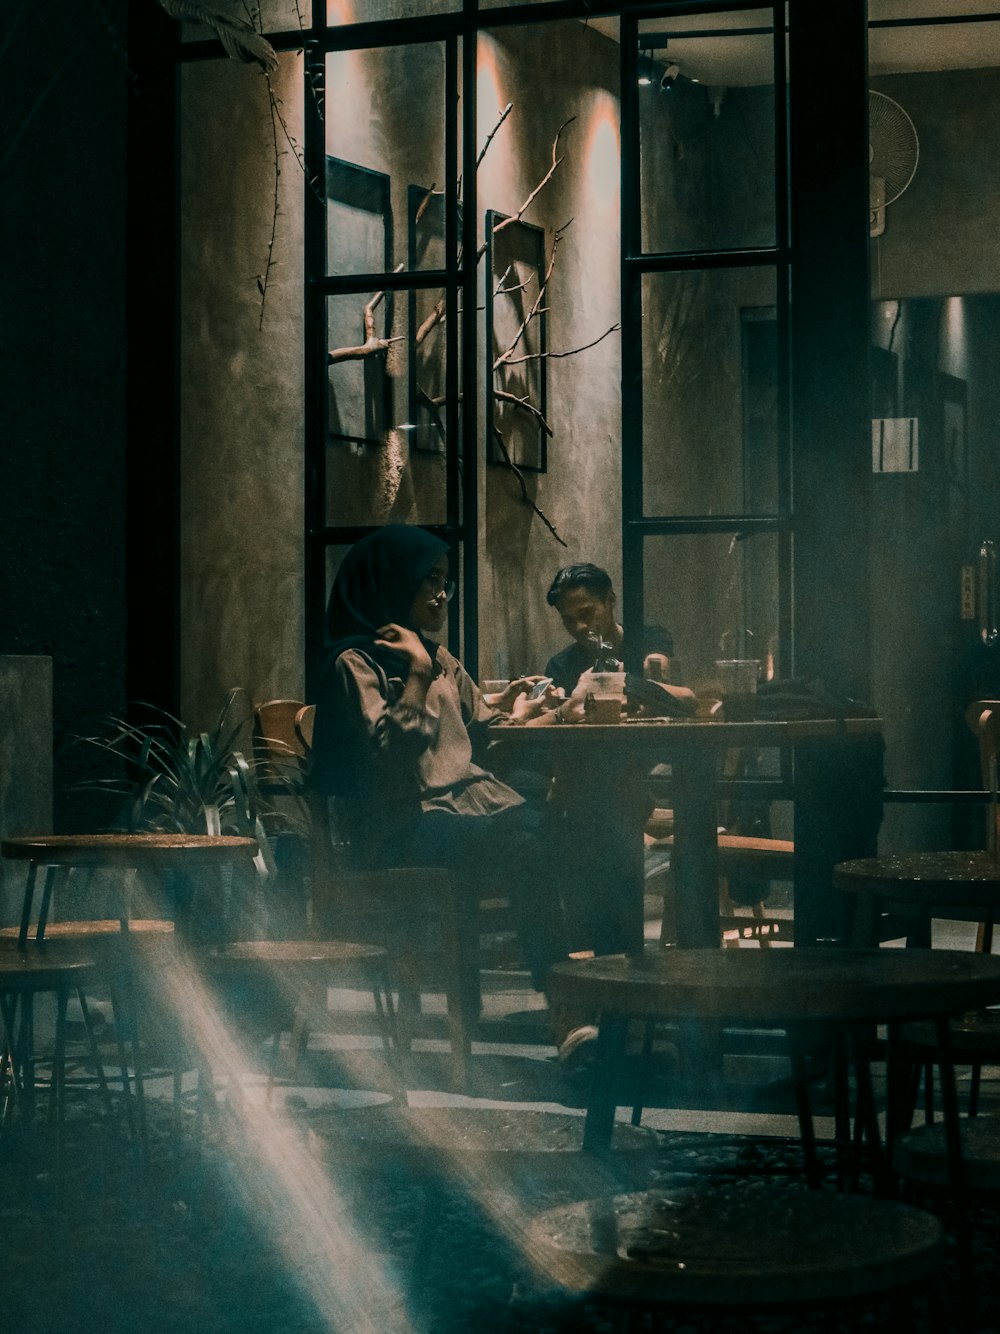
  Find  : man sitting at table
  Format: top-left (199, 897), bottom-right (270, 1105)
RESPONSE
top-left (544, 563), bottom-right (674, 695)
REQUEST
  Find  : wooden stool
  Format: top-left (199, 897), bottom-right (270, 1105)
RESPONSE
top-left (200, 938), bottom-right (398, 1101)
top-left (834, 851), bottom-right (1000, 949)
top-left (529, 1185), bottom-right (944, 1320)
top-left (1, 833), bottom-right (260, 947)
top-left (0, 938), bottom-right (107, 1166)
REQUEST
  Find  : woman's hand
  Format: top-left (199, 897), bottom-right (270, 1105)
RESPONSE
top-left (510, 682), bottom-right (561, 722)
top-left (375, 623), bottom-right (434, 679)
top-left (487, 676), bottom-right (544, 713)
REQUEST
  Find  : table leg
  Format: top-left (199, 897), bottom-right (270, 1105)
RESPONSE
top-left (670, 748), bottom-right (722, 949)
top-left (583, 1014), bottom-right (628, 1154)
top-left (787, 1025), bottom-right (823, 1188)
top-left (794, 737), bottom-right (883, 949)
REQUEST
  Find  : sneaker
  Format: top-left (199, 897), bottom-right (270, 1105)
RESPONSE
top-left (557, 1023), bottom-right (600, 1077)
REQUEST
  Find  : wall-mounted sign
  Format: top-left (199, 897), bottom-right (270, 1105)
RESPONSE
top-left (872, 417), bottom-right (919, 472)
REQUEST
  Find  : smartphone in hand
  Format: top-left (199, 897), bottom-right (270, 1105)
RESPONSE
top-left (528, 677), bottom-right (554, 700)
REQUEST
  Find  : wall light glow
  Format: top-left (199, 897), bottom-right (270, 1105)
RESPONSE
top-left (583, 98), bottom-right (620, 216)
top-left (942, 295), bottom-right (968, 378)
top-left (477, 42), bottom-right (515, 202)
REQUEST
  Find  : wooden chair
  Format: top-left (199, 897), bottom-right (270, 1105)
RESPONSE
top-left (254, 699), bottom-right (493, 1089)
top-left (645, 700), bottom-right (793, 947)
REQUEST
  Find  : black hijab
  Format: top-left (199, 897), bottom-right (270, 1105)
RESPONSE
top-left (324, 524), bottom-right (449, 677)
top-left (312, 526), bottom-right (449, 800)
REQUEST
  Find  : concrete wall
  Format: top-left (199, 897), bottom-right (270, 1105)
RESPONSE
top-left (180, 54), bottom-right (306, 729)
top-left (872, 69), bottom-right (1000, 299)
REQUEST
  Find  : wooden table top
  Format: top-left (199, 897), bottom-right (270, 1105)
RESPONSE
top-left (0, 833), bottom-right (259, 866)
top-left (548, 945), bottom-right (1000, 1024)
top-left (492, 715), bottom-right (882, 752)
top-left (835, 851), bottom-right (1000, 903)
top-left (206, 939), bottom-right (388, 968)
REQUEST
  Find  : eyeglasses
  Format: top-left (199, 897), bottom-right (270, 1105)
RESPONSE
top-left (423, 575), bottom-right (456, 602)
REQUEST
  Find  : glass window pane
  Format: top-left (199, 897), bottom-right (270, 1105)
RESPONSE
top-left (642, 267), bottom-right (779, 517)
top-left (639, 10), bottom-right (776, 254)
top-left (325, 43), bottom-right (451, 274)
top-left (643, 532), bottom-right (780, 695)
top-left (325, 288), bottom-right (449, 527)
top-left (866, 11), bottom-right (1000, 830)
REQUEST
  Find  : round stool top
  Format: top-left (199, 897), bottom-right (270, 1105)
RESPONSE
top-left (834, 851), bottom-right (1000, 905)
top-left (1, 833), bottom-right (259, 867)
top-left (530, 1186), bottom-right (943, 1306)
top-left (0, 939), bottom-right (100, 987)
top-left (548, 946), bottom-right (1000, 1025)
top-left (0, 919), bottom-right (174, 939)
top-left (206, 939), bottom-right (387, 968)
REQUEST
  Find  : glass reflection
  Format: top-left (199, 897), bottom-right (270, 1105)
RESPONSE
top-left (325, 43), bottom-right (448, 274)
top-left (326, 290), bottom-right (448, 527)
top-left (639, 10), bottom-right (776, 254)
top-left (642, 268), bottom-right (779, 518)
top-left (643, 532), bottom-right (779, 694)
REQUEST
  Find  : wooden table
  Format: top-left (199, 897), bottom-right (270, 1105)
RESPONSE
top-left (493, 716), bottom-right (884, 950)
top-left (549, 946), bottom-right (1000, 1186)
top-left (835, 851), bottom-right (1000, 948)
top-left (1, 833), bottom-right (260, 947)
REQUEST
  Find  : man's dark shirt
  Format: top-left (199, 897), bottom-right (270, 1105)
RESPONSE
top-left (544, 624), bottom-right (674, 696)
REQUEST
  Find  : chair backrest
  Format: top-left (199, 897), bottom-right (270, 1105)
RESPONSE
top-left (294, 704), bottom-right (315, 755)
top-left (966, 699), bottom-right (1000, 857)
top-left (254, 699), bottom-right (309, 777)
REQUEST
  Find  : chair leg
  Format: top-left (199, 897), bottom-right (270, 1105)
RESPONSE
top-left (787, 1027), bottom-right (823, 1189)
top-left (76, 989), bottom-right (117, 1124)
top-left (969, 1061), bottom-right (983, 1117)
top-left (0, 992), bottom-right (23, 1120)
top-left (108, 978), bottom-right (139, 1143)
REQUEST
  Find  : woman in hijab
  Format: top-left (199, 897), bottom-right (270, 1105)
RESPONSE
top-left (310, 524), bottom-right (576, 998)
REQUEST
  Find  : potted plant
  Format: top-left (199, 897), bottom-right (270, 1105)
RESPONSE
top-left (76, 688), bottom-right (309, 940)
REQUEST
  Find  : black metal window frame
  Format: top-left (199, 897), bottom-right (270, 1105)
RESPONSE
top-left (618, 2), bottom-right (791, 683)
top-left (292, 0), bottom-right (796, 699)
top-left (175, 3), bottom-right (997, 821)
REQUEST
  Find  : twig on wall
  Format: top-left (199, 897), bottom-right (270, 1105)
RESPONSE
top-left (492, 428), bottom-right (567, 548)
top-left (501, 321), bottom-right (622, 368)
top-left (328, 265), bottom-right (406, 363)
top-left (477, 101), bottom-right (513, 168)
top-left (492, 118), bottom-right (575, 237)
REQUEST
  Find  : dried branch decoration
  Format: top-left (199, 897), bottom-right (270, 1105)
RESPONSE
top-left (156, 1), bottom-right (278, 72)
top-left (328, 265), bottom-right (406, 364)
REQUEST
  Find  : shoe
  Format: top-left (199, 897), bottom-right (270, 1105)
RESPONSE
top-left (557, 1023), bottom-right (600, 1078)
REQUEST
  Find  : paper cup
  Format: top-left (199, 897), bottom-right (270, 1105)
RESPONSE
top-left (714, 659), bottom-right (760, 721)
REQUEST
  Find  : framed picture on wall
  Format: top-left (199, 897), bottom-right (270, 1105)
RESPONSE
top-left (485, 210), bottom-right (548, 473)
top-left (325, 157), bottom-right (393, 449)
